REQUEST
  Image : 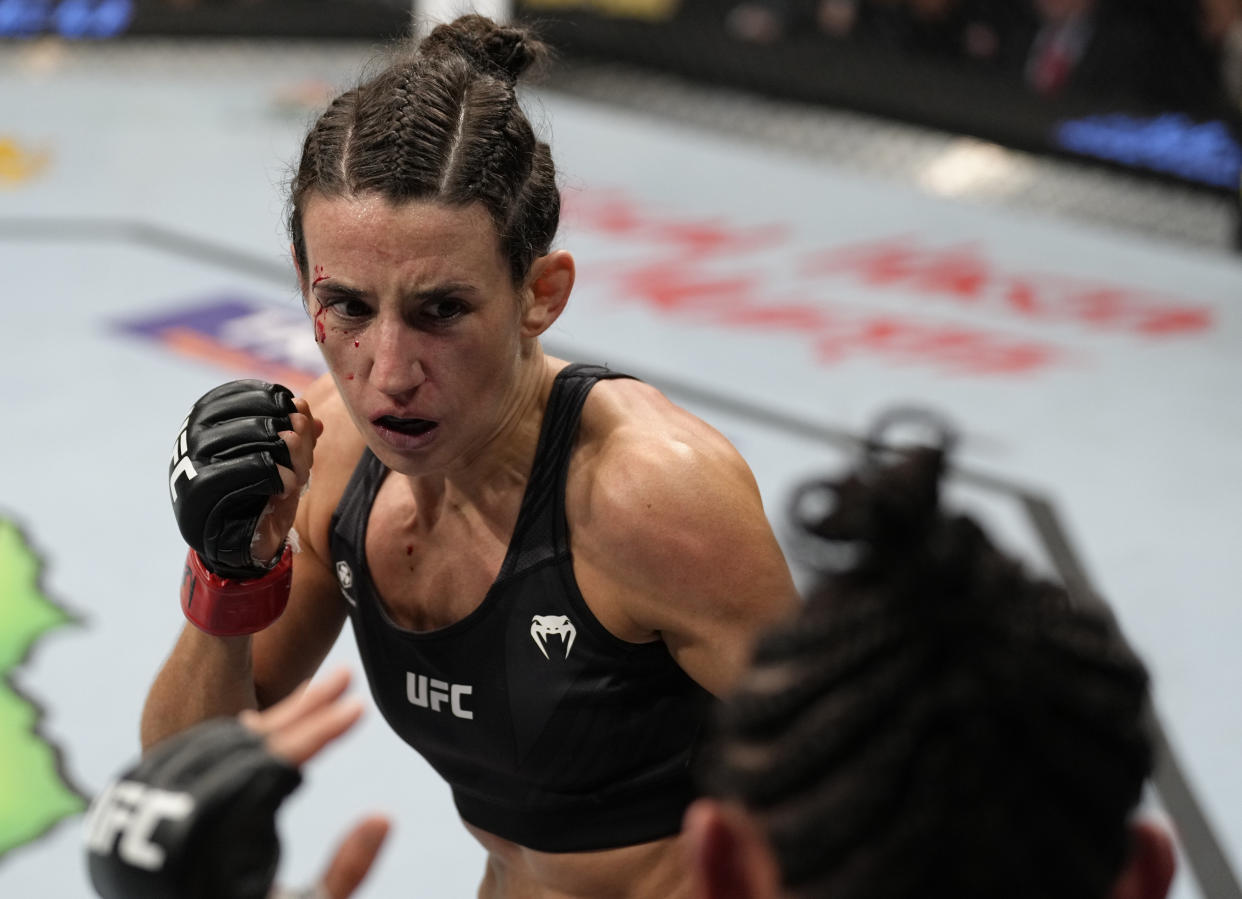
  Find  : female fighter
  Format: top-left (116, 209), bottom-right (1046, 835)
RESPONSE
top-left (141, 15), bottom-right (799, 899)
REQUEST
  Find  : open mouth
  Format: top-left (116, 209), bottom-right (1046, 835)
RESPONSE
top-left (375, 416), bottom-right (437, 436)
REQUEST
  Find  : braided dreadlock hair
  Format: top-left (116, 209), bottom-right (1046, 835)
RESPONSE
top-left (288, 15), bottom-right (558, 287)
top-left (701, 413), bottom-right (1155, 899)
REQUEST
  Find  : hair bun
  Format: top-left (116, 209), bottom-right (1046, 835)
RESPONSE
top-left (421, 15), bottom-right (548, 83)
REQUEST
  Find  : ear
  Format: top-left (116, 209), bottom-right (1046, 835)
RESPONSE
top-left (682, 799), bottom-right (782, 899)
top-left (1110, 818), bottom-right (1176, 899)
top-left (520, 250), bottom-right (574, 339)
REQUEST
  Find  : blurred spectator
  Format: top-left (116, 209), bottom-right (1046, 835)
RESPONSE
top-left (816, 0), bottom-right (867, 38)
top-left (724, 0), bottom-right (817, 45)
top-left (722, 0), bottom-right (1230, 112)
top-left (1011, 0), bottom-right (1225, 109)
top-left (1019, 0), bottom-right (1138, 98)
top-left (157, 0), bottom-right (265, 7)
top-left (726, 0), bottom-right (1014, 67)
top-left (893, 0), bottom-right (1001, 63)
top-left (1200, 0), bottom-right (1242, 111)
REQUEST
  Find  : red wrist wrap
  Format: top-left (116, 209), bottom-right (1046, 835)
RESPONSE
top-left (180, 546), bottom-right (293, 636)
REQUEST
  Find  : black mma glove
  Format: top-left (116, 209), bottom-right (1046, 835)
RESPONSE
top-left (84, 719), bottom-right (302, 899)
top-left (169, 380), bottom-right (297, 579)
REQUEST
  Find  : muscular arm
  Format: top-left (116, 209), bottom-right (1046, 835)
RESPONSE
top-left (140, 547), bottom-right (348, 750)
top-left (140, 627), bottom-right (258, 751)
top-left (572, 389), bottom-right (800, 697)
top-left (140, 375), bottom-right (357, 749)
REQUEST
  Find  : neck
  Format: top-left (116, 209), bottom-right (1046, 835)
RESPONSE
top-left (401, 348), bottom-right (560, 528)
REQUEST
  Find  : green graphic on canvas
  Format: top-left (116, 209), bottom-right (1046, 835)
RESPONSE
top-left (0, 518), bottom-right (84, 856)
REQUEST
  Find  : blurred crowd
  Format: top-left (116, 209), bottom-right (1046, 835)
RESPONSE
top-left (724, 0), bottom-right (1242, 114)
top-left (138, 0), bottom-right (1242, 116)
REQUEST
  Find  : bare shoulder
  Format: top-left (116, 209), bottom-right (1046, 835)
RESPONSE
top-left (570, 377), bottom-right (798, 692)
top-left (568, 377), bottom-right (784, 593)
top-left (297, 373), bottom-right (367, 559)
top-left (574, 377), bottom-right (760, 530)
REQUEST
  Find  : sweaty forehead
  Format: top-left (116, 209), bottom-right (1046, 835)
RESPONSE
top-left (301, 192), bottom-right (506, 283)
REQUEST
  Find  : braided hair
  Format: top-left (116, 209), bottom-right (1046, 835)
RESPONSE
top-left (701, 415), bottom-right (1155, 899)
top-left (288, 15), bottom-right (559, 286)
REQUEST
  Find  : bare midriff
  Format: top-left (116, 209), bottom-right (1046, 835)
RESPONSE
top-left (465, 822), bottom-right (693, 899)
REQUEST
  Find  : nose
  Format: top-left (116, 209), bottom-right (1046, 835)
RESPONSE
top-left (368, 316), bottom-right (427, 399)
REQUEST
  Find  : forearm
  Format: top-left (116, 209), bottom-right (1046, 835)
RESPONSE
top-left (140, 625), bottom-right (259, 750)
top-left (148, 379), bottom-right (319, 750)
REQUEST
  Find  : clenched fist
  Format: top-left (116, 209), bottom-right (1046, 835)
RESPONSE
top-left (168, 380), bottom-right (318, 580)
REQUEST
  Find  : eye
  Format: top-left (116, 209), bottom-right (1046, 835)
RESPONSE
top-left (423, 298), bottom-right (468, 323)
top-left (324, 298), bottom-right (372, 320)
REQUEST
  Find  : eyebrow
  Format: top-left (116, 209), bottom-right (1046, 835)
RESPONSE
top-left (310, 281), bottom-right (479, 302)
top-left (410, 283), bottom-right (479, 303)
top-left (311, 281), bottom-right (365, 300)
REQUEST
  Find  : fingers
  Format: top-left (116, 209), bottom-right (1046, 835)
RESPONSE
top-left (242, 667), bottom-right (365, 767)
top-left (268, 694), bottom-right (364, 767)
top-left (252, 492), bottom-right (296, 562)
top-left (277, 397), bottom-right (319, 500)
top-left (319, 815), bottom-right (392, 899)
top-left (274, 464), bottom-right (302, 501)
top-left (295, 395), bottom-right (326, 440)
top-left (245, 667), bottom-right (351, 735)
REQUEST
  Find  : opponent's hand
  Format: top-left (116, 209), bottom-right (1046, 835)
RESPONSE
top-left (168, 380), bottom-right (320, 579)
top-left (316, 815), bottom-right (392, 899)
top-left (244, 668), bottom-right (391, 899)
top-left (269, 814), bottom-right (392, 899)
top-left (86, 669), bottom-right (388, 899)
top-left (84, 716), bottom-right (303, 899)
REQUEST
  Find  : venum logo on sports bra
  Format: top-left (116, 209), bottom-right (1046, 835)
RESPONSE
top-left (530, 615), bottom-right (576, 659)
top-left (406, 673), bottom-right (474, 720)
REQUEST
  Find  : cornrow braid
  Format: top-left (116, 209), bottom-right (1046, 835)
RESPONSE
top-left (287, 14), bottom-right (557, 287)
top-left (389, 69), bottom-right (439, 189)
top-left (702, 417), bottom-right (1154, 899)
top-left (445, 88), bottom-right (520, 201)
top-left (508, 140), bottom-right (560, 267)
top-left (288, 87), bottom-right (358, 277)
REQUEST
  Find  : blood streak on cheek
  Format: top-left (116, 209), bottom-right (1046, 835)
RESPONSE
top-left (310, 266), bottom-right (332, 344)
top-left (313, 304), bottom-right (328, 343)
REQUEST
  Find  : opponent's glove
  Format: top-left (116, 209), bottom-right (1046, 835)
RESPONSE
top-left (84, 719), bottom-right (302, 899)
top-left (169, 380), bottom-right (297, 579)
